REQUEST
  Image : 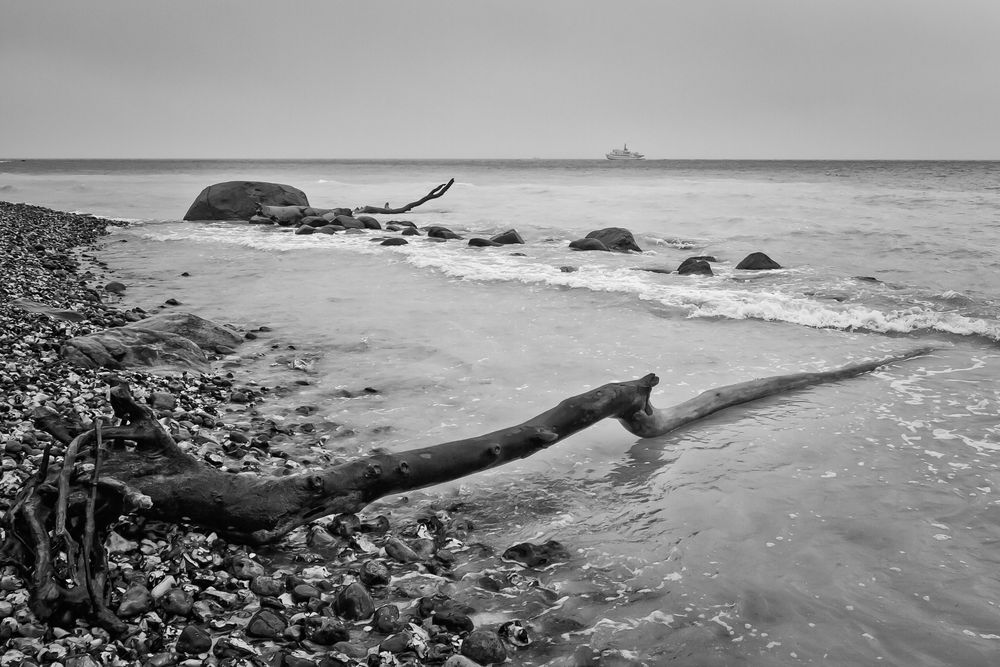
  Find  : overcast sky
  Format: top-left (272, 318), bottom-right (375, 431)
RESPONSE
top-left (2, 0), bottom-right (998, 159)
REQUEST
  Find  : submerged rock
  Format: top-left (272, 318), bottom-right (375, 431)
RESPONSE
top-left (502, 539), bottom-right (570, 567)
top-left (568, 238), bottom-right (610, 252)
top-left (61, 312), bottom-right (241, 373)
top-left (468, 238), bottom-right (503, 247)
top-left (11, 298), bottom-right (86, 322)
top-left (426, 226), bottom-right (463, 240)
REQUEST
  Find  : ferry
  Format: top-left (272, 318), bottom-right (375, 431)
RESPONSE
top-left (605, 143), bottom-right (645, 160)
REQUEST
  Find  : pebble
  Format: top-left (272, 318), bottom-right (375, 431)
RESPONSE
top-left (250, 575), bottom-right (284, 597)
top-left (461, 629), bottom-right (508, 665)
top-left (291, 583), bottom-right (320, 602)
top-left (334, 582), bottom-right (375, 620)
top-left (384, 536), bottom-right (420, 563)
top-left (444, 656), bottom-right (484, 667)
top-left (159, 588), bottom-right (193, 617)
top-left (359, 559), bottom-right (392, 587)
top-left (117, 584), bottom-right (153, 617)
top-left (304, 617), bottom-right (350, 645)
top-left (175, 624), bottom-right (211, 654)
top-left (246, 608), bottom-right (287, 638)
top-left (229, 555), bottom-right (265, 580)
top-left (372, 604), bottom-right (402, 634)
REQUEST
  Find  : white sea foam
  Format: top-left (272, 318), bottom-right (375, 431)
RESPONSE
top-left (130, 224), bottom-right (1000, 343)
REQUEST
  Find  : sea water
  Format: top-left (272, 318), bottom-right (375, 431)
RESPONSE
top-left (3, 159), bottom-right (1000, 664)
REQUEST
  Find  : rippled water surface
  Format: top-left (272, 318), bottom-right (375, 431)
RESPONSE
top-left (4, 159), bottom-right (1000, 664)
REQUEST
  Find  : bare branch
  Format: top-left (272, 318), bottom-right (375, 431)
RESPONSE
top-left (354, 179), bottom-right (456, 214)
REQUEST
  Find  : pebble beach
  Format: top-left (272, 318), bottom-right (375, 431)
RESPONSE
top-left (0, 201), bottom-right (581, 667)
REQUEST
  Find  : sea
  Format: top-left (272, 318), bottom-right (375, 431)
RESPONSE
top-left (2, 159), bottom-right (1000, 665)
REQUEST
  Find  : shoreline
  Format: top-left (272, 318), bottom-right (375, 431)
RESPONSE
top-left (0, 200), bottom-right (574, 667)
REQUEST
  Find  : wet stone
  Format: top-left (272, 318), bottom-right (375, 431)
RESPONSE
top-left (461, 629), bottom-right (507, 665)
top-left (283, 624), bottom-right (306, 642)
top-left (149, 391), bottom-right (177, 411)
top-left (443, 656), bottom-right (483, 667)
top-left (213, 637), bottom-right (257, 659)
top-left (144, 653), bottom-right (181, 667)
top-left (191, 599), bottom-right (224, 623)
top-left (334, 582), bottom-right (375, 620)
top-left (331, 513), bottom-right (361, 537)
top-left (359, 559), bottom-right (391, 587)
top-left (175, 624), bottom-right (211, 654)
top-left (307, 524), bottom-right (339, 547)
top-left (305, 617), bottom-right (350, 645)
top-left (65, 656), bottom-right (101, 667)
top-left (499, 619), bottom-right (532, 647)
top-left (292, 583), bottom-right (320, 602)
top-left (229, 555), bottom-right (265, 580)
top-left (332, 641), bottom-right (368, 659)
top-left (250, 575), bottom-right (284, 597)
top-left (379, 631), bottom-right (412, 654)
top-left (160, 588), bottom-right (193, 617)
top-left (433, 608), bottom-right (475, 633)
top-left (246, 608), bottom-right (287, 638)
top-left (283, 656), bottom-right (318, 667)
top-left (384, 536), bottom-right (420, 563)
top-left (502, 539), bottom-right (570, 567)
top-left (117, 583), bottom-right (153, 617)
top-left (373, 603), bottom-right (401, 633)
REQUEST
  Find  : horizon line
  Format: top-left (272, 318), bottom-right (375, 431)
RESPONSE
top-left (4, 156), bottom-right (1000, 162)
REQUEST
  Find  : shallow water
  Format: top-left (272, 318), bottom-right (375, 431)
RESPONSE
top-left (5, 159), bottom-right (1000, 663)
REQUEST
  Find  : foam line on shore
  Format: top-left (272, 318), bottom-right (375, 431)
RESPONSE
top-left (130, 224), bottom-right (1000, 344)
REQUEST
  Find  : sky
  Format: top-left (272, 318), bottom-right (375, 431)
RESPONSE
top-left (2, 0), bottom-right (999, 160)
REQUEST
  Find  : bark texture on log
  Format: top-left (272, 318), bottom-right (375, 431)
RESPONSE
top-left (354, 179), bottom-right (455, 215)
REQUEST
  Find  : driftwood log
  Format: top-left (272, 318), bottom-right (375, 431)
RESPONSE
top-left (0, 347), bottom-right (934, 631)
top-left (354, 179), bottom-right (455, 215)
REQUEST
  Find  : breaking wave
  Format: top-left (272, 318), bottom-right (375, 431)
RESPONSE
top-left (130, 223), bottom-right (1000, 344)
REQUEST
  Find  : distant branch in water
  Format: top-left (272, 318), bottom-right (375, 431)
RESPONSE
top-left (354, 178), bottom-right (455, 214)
top-left (617, 346), bottom-right (938, 438)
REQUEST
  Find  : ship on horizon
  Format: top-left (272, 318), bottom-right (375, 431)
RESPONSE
top-left (605, 143), bottom-right (645, 160)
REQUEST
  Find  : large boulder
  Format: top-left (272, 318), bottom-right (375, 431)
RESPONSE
top-left (183, 181), bottom-right (309, 221)
top-left (61, 312), bottom-right (241, 374)
top-left (585, 227), bottom-right (642, 253)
